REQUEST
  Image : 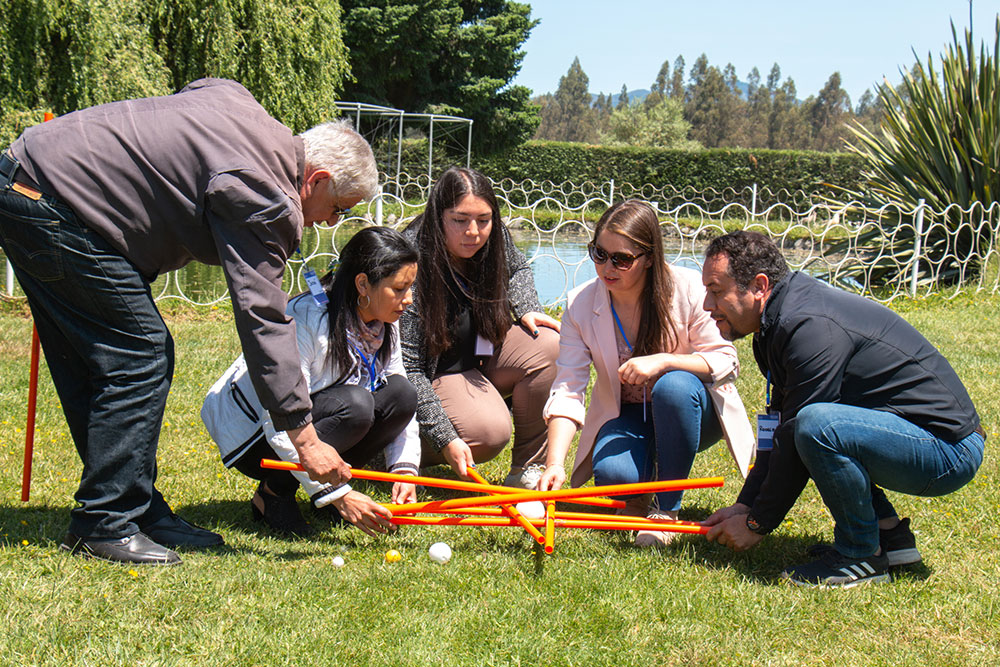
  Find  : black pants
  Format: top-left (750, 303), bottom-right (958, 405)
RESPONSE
top-left (233, 374), bottom-right (417, 497)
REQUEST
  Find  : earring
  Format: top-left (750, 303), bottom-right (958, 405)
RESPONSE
top-left (358, 294), bottom-right (371, 309)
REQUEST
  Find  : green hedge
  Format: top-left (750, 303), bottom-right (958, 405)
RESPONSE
top-left (479, 141), bottom-right (865, 196)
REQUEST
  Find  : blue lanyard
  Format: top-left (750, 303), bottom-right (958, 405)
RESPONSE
top-left (765, 371), bottom-right (772, 413)
top-left (350, 343), bottom-right (379, 392)
top-left (610, 299), bottom-right (647, 419)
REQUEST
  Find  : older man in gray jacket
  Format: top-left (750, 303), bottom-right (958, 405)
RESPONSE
top-left (0, 79), bottom-right (388, 565)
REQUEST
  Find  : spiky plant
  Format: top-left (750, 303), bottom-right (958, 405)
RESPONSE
top-left (829, 17), bottom-right (999, 289)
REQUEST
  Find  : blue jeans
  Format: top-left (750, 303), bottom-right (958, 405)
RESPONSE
top-left (592, 371), bottom-right (723, 512)
top-left (0, 185), bottom-right (173, 539)
top-left (794, 403), bottom-right (985, 558)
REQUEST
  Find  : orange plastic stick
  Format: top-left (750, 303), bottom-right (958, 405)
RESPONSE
top-left (259, 459), bottom-right (625, 509)
top-left (389, 515), bottom-right (709, 534)
top-left (20, 326), bottom-right (40, 502)
top-left (384, 476), bottom-right (724, 514)
top-left (467, 466), bottom-right (545, 544)
top-left (412, 506), bottom-right (703, 528)
top-left (544, 500), bottom-right (555, 554)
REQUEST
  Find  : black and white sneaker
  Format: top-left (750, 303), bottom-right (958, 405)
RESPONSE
top-left (807, 517), bottom-right (922, 567)
top-left (781, 549), bottom-right (890, 589)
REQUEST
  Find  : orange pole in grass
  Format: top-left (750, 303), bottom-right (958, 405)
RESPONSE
top-left (20, 111), bottom-right (54, 503)
top-left (383, 477), bottom-right (724, 515)
top-left (260, 459), bottom-right (626, 509)
top-left (466, 466), bottom-right (545, 544)
top-left (389, 515), bottom-right (710, 535)
top-left (544, 501), bottom-right (555, 554)
top-left (417, 506), bottom-right (704, 528)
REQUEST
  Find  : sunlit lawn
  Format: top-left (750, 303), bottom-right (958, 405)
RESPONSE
top-left (1, 293), bottom-right (998, 666)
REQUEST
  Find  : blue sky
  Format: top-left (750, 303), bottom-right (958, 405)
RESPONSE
top-left (512, 0), bottom-right (998, 104)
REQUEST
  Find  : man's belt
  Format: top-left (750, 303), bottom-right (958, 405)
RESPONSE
top-left (0, 150), bottom-right (43, 201)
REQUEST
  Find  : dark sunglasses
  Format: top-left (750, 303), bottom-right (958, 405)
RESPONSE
top-left (587, 241), bottom-right (646, 270)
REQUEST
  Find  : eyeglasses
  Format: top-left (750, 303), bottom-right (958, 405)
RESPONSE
top-left (587, 241), bottom-right (646, 270)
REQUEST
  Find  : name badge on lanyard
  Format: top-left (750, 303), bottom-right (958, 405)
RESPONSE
top-left (475, 334), bottom-right (494, 357)
top-left (756, 371), bottom-right (779, 451)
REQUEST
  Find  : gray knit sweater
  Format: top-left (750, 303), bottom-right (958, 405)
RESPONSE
top-left (400, 223), bottom-right (543, 450)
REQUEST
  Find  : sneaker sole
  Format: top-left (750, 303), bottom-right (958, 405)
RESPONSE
top-left (784, 572), bottom-right (890, 589)
top-left (886, 547), bottom-right (922, 567)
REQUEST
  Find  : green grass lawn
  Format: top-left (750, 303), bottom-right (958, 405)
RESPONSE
top-left (1, 294), bottom-right (998, 666)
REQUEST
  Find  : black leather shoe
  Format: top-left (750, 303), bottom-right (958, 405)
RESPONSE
top-left (141, 513), bottom-right (225, 548)
top-left (251, 487), bottom-right (315, 537)
top-left (60, 532), bottom-right (181, 565)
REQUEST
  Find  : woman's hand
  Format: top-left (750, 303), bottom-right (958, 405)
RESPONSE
top-left (331, 490), bottom-right (395, 537)
top-left (390, 475), bottom-right (417, 505)
top-left (618, 354), bottom-right (671, 386)
top-left (521, 311), bottom-right (561, 335)
top-left (441, 438), bottom-right (476, 479)
top-left (536, 464), bottom-right (565, 492)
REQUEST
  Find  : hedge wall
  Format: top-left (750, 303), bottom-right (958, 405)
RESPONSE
top-left (479, 141), bottom-right (866, 195)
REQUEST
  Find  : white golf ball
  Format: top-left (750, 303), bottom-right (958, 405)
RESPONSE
top-left (515, 501), bottom-right (546, 519)
top-left (428, 542), bottom-right (452, 564)
top-left (332, 556), bottom-right (345, 568)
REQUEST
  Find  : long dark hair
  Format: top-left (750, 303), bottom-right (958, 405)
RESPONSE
top-left (291, 227), bottom-right (418, 378)
top-left (406, 166), bottom-right (510, 357)
top-left (594, 200), bottom-right (677, 355)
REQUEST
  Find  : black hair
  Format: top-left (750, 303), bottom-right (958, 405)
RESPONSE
top-left (290, 226), bottom-right (418, 377)
top-left (405, 166), bottom-right (511, 357)
top-left (705, 230), bottom-right (789, 291)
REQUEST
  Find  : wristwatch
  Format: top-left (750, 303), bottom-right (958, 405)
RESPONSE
top-left (745, 513), bottom-right (768, 535)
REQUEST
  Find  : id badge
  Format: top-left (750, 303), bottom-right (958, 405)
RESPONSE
top-left (303, 267), bottom-right (329, 306)
top-left (756, 412), bottom-right (780, 451)
top-left (475, 334), bottom-right (494, 357)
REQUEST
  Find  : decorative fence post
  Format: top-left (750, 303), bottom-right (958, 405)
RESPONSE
top-left (375, 186), bottom-right (384, 227)
top-left (5, 259), bottom-right (13, 297)
top-left (910, 199), bottom-right (926, 298)
top-left (751, 183), bottom-right (758, 220)
top-left (608, 179), bottom-right (615, 206)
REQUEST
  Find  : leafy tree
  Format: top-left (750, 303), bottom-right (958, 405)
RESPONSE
top-left (806, 71), bottom-right (852, 150)
top-left (669, 55), bottom-right (685, 100)
top-left (767, 76), bottom-right (808, 149)
top-left (685, 54), bottom-right (745, 147)
top-left (616, 83), bottom-right (629, 110)
top-left (601, 96), bottom-right (698, 150)
top-left (534, 56), bottom-right (597, 143)
top-left (645, 59), bottom-right (670, 108)
top-left (339, 0), bottom-right (539, 154)
top-left (745, 66), bottom-right (771, 147)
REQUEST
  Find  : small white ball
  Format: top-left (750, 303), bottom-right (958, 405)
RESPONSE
top-left (428, 542), bottom-right (452, 564)
top-left (515, 501), bottom-right (546, 520)
top-left (331, 555), bottom-right (345, 568)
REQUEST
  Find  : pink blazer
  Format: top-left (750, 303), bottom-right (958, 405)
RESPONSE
top-left (543, 265), bottom-right (755, 487)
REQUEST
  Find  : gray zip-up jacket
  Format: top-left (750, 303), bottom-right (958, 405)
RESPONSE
top-left (400, 222), bottom-right (543, 450)
top-left (8, 78), bottom-right (312, 430)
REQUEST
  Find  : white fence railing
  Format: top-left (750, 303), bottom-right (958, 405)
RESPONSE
top-left (5, 177), bottom-right (1000, 307)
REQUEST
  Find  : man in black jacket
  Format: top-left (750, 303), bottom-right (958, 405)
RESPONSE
top-left (699, 231), bottom-right (984, 588)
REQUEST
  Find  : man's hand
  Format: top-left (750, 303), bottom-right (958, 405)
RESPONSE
top-left (332, 490), bottom-right (395, 537)
top-left (703, 504), bottom-right (763, 551)
top-left (286, 423), bottom-right (351, 486)
top-left (441, 438), bottom-right (476, 479)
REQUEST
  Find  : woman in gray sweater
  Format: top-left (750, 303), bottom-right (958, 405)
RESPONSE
top-left (400, 167), bottom-right (560, 488)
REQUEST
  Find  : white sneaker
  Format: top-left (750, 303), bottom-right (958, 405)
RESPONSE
top-left (634, 511), bottom-right (679, 548)
top-left (503, 464), bottom-right (546, 489)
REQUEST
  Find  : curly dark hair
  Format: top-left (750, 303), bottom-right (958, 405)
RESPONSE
top-left (705, 230), bottom-right (788, 291)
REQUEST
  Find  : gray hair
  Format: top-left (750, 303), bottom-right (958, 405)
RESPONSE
top-left (298, 119), bottom-right (379, 201)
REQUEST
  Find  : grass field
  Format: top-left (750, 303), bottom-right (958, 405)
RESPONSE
top-left (1, 294), bottom-right (998, 666)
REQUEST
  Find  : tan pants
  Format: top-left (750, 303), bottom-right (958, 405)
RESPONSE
top-left (422, 323), bottom-right (559, 470)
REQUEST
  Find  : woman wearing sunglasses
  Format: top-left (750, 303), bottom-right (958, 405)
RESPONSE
top-left (400, 167), bottom-right (560, 487)
top-left (538, 200), bottom-right (754, 547)
top-left (201, 227), bottom-right (420, 537)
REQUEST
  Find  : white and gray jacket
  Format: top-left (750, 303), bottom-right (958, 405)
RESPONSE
top-left (201, 293), bottom-right (420, 505)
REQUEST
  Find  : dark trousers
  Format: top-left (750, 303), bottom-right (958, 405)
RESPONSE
top-left (0, 187), bottom-right (173, 539)
top-left (233, 374), bottom-right (417, 497)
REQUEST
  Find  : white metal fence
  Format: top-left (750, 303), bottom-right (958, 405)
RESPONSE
top-left (5, 177), bottom-right (1000, 306)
